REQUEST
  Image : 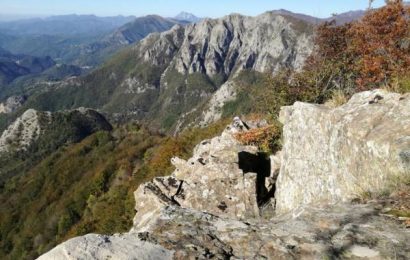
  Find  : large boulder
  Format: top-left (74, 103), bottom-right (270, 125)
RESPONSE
top-left (275, 89), bottom-right (410, 213)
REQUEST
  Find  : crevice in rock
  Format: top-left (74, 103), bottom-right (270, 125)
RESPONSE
top-left (171, 180), bottom-right (184, 205)
top-left (238, 151), bottom-right (275, 210)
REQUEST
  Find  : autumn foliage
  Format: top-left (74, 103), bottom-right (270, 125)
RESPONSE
top-left (350, 1), bottom-right (410, 87)
top-left (312, 0), bottom-right (410, 90)
top-left (234, 125), bottom-right (282, 153)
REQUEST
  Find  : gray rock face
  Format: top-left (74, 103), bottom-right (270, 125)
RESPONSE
top-left (133, 13), bottom-right (313, 76)
top-left (0, 109), bottom-right (48, 153)
top-left (132, 11), bottom-right (313, 77)
top-left (133, 118), bottom-right (273, 231)
top-left (172, 12), bottom-right (313, 76)
top-left (275, 90), bottom-right (410, 213)
top-left (39, 204), bottom-right (410, 259)
top-left (198, 81), bottom-right (237, 127)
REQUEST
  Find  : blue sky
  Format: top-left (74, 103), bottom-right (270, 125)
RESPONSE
top-left (0, 0), bottom-right (386, 18)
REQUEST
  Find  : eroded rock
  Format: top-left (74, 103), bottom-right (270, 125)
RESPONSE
top-left (133, 118), bottom-right (274, 226)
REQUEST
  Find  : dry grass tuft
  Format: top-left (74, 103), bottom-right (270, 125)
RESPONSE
top-left (325, 89), bottom-right (348, 108)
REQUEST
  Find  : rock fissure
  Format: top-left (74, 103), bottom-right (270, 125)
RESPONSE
top-left (238, 151), bottom-right (275, 210)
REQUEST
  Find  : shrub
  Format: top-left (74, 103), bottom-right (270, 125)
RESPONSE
top-left (234, 124), bottom-right (282, 154)
top-left (349, 1), bottom-right (410, 88)
top-left (308, 1), bottom-right (410, 91)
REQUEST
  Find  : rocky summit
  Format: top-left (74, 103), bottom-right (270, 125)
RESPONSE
top-left (39, 90), bottom-right (410, 259)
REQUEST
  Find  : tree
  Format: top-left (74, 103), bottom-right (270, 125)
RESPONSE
top-left (349, 0), bottom-right (410, 88)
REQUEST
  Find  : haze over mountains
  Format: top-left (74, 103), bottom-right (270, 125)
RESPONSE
top-left (0, 8), bottom-right (369, 132)
top-left (0, 9), bottom-right (362, 68)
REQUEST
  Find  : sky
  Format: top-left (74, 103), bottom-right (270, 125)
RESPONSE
top-left (0, 0), bottom-right (386, 19)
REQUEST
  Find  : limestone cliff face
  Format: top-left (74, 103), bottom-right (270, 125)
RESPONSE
top-left (39, 91), bottom-right (410, 259)
top-left (170, 12), bottom-right (313, 76)
top-left (275, 89), bottom-right (410, 213)
top-left (108, 12), bottom-right (314, 128)
top-left (134, 11), bottom-right (314, 77)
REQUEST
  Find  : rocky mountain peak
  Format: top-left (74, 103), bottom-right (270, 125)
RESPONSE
top-left (174, 12), bottom-right (202, 23)
top-left (169, 11), bottom-right (314, 76)
top-left (130, 10), bottom-right (314, 79)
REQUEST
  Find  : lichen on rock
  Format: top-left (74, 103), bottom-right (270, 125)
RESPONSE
top-left (275, 89), bottom-right (410, 214)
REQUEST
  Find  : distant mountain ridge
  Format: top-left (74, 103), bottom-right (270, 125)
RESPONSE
top-left (269, 8), bottom-right (365, 25)
top-left (0, 49), bottom-right (55, 85)
top-left (0, 14), bottom-right (135, 36)
top-left (0, 15), bottom-right (187, 67)
top-left (0, 47), bottom-right (84, 103)
top-left (103, 15), bottom-right (185, 45)
top-left (174, 12), bottom-right (202, 22)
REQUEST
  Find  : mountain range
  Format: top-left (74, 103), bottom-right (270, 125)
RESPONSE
top-left (0, 15), bottom-right (185, 67)
top-left (8, 11), bottom-right (314, 134)
top-left (0, 47), bottom-right (82, 101)
top-left (0, 8), bottom-right (371, 133)
top-left (0, 9), bottom-right (365, 68)
top-left (0, 14), bottom-right (135, 36)
top-left (2, 4), bottom-right (410, 260)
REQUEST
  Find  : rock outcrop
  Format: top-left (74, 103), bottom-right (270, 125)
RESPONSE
top-left (275, 89), bottom-right (410, 213)
top-left (38, 233), bottom-right (174, 260)
top-left (0, 108), bottom-right (112, 153)
top-left (0, 95), bottom-right (26, 114)
top-left (133, 117), bottom-right (274, 232)
top-left (39, 90), bottom-right (410, 259)
top-left (0, 109), bottom-right (47, 153)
